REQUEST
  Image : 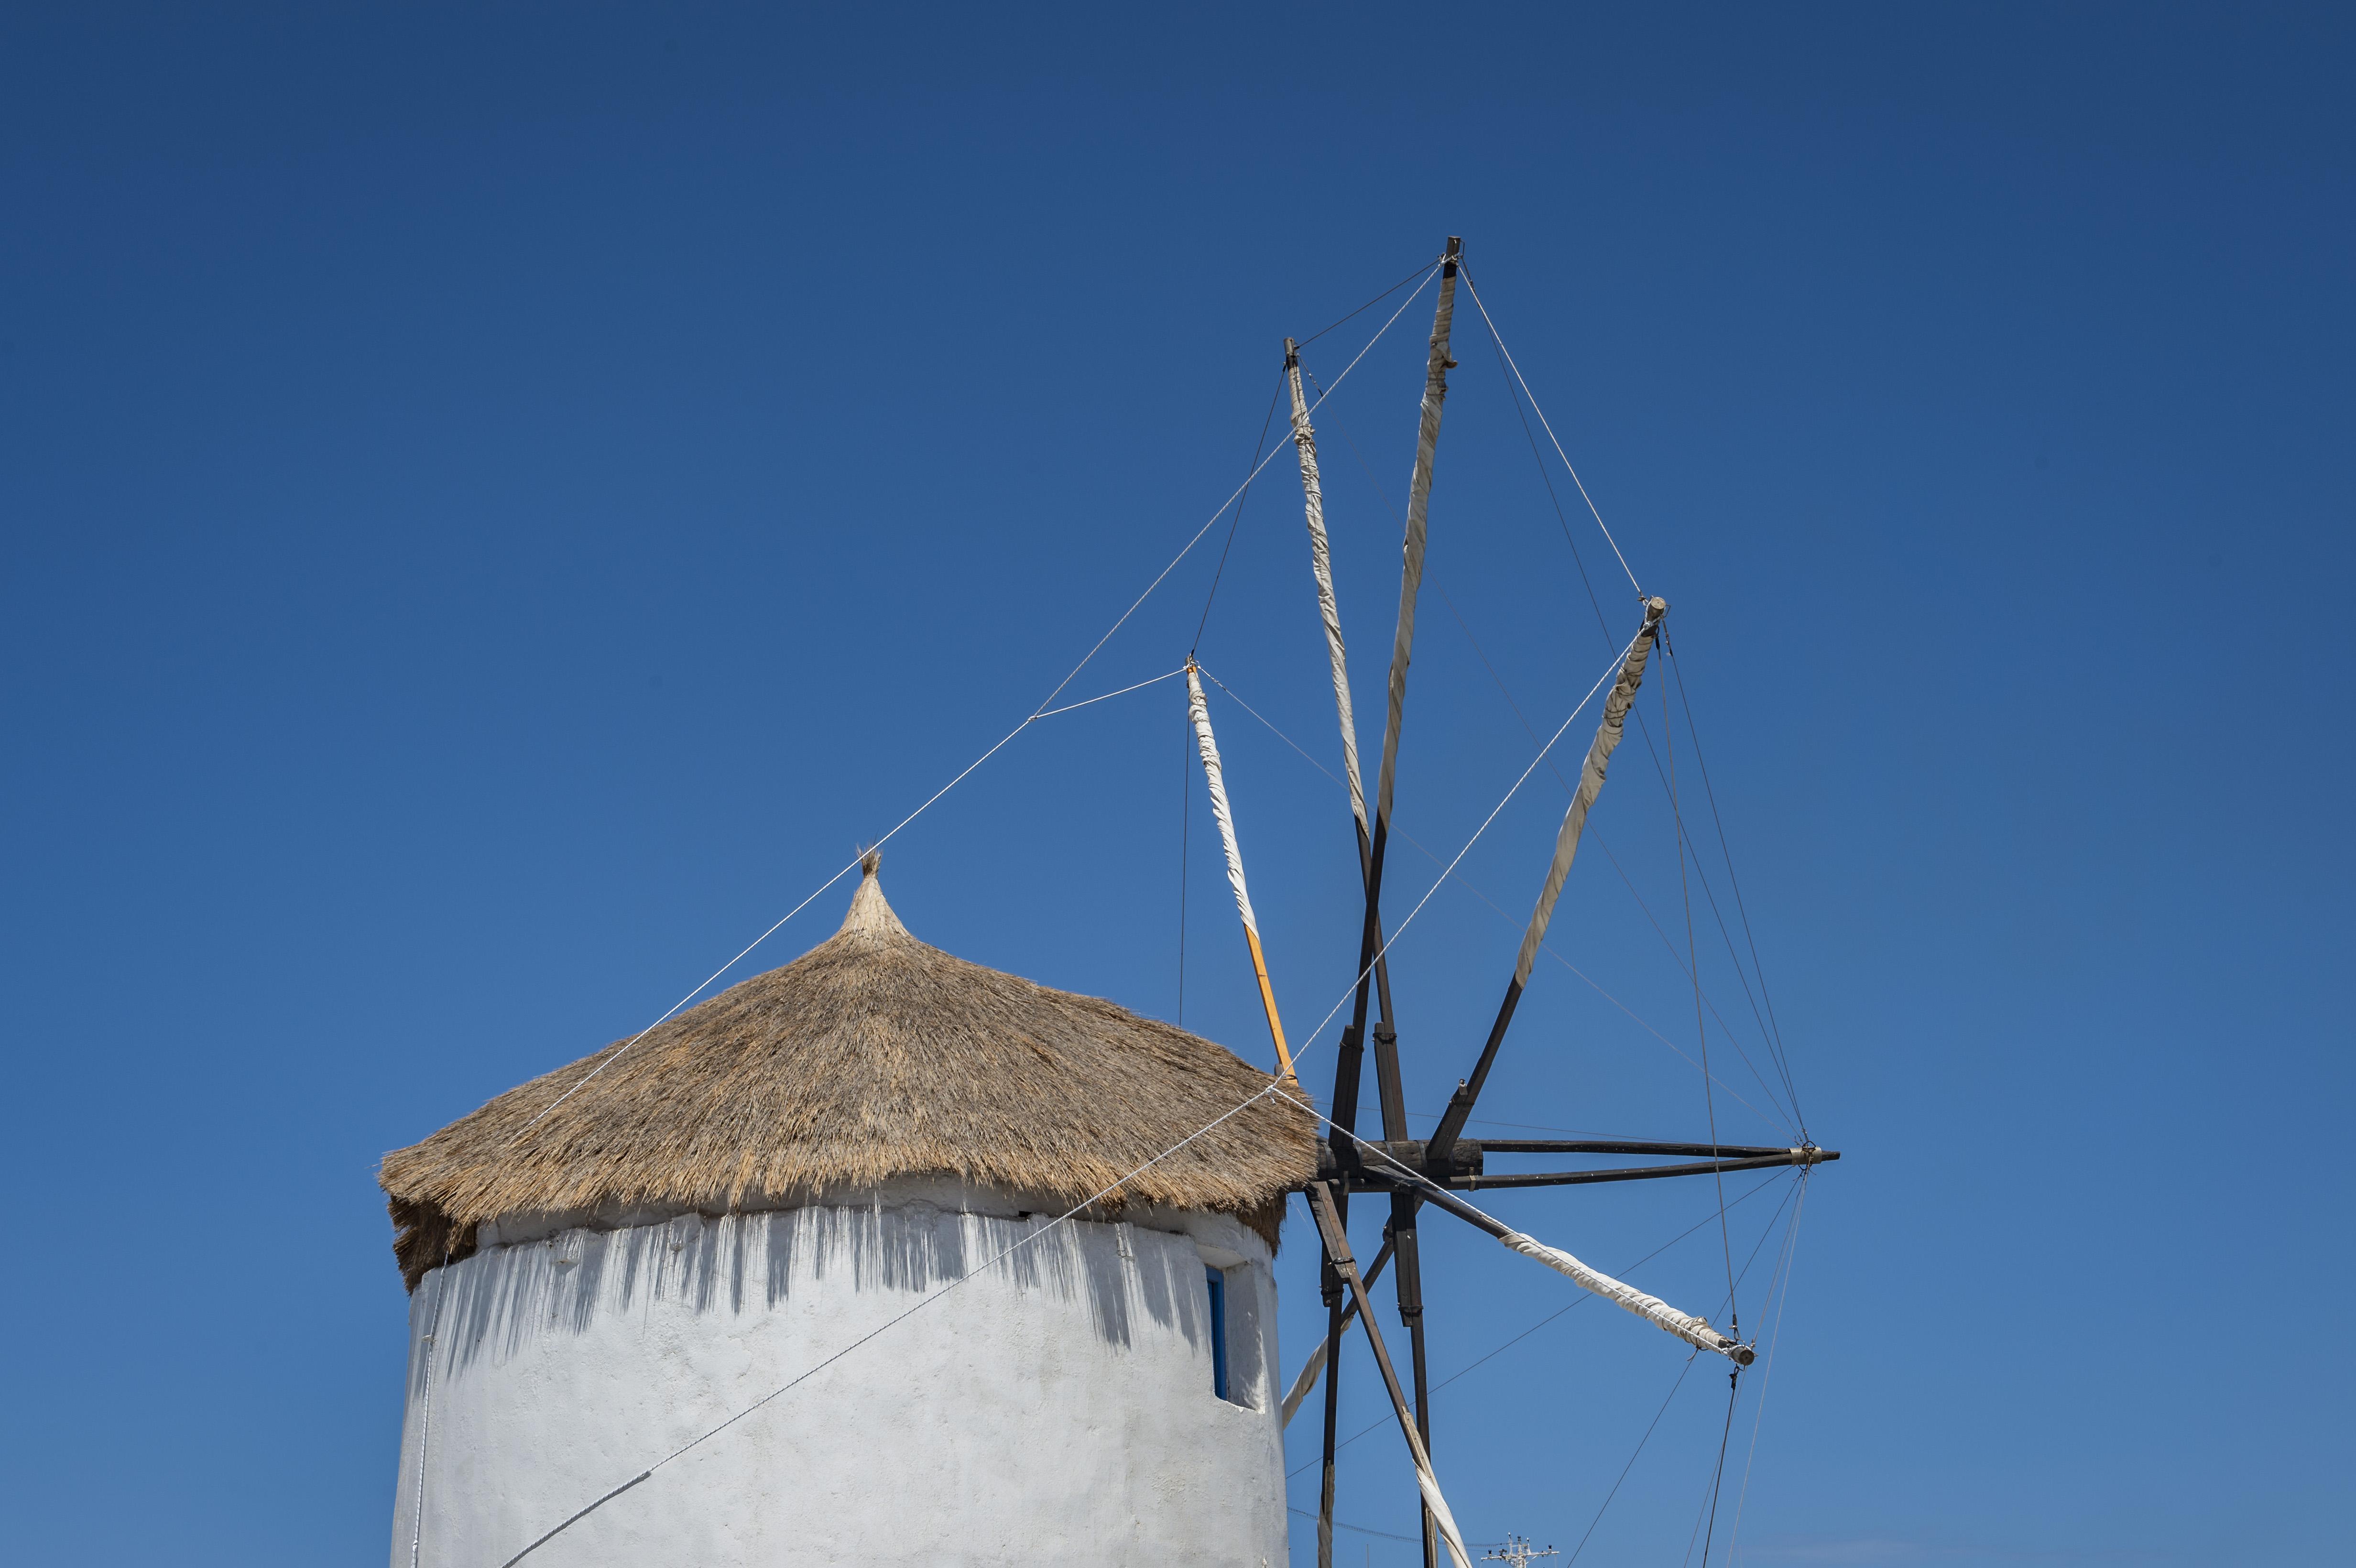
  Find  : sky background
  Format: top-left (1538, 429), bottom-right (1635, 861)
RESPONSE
top-left (3, 5), bottom-right (2351, 1565)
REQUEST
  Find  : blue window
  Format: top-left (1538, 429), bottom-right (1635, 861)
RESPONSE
top-left (1205, 1266), bottom-right (1230, 1400)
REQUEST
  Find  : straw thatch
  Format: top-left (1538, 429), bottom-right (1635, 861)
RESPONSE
top-left (381, 860), bottom-right (1317, 1289)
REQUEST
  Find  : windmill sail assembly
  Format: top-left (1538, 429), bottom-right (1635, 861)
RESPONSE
top-left (381, 238), bottom-right (1836, 1567)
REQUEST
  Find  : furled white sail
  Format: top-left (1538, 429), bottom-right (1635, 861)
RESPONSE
top-left (1374, 250), bottom-right (1461, 833)
top-left (1186, 666), bottom-right (1295, 1081)
top-left (1406, 1420), bottom-right (1475, 1568)
top-left (1278, 1337), bottom-right (1326, 1428)
top-left (1499, 1228), bottom-right (1751, 1364)
top-left (1188, 666), bottom-right (1259, 936)
top-left (1285, 342), bottom-right (1367, 835)
top-left (1511, 597), bottom-right (1667, 988)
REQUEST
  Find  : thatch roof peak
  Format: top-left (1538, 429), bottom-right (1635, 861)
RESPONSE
top-left (836, 853), bottom-right (907, 940)
top-left (380, 860), bottom-right (1315, 1288)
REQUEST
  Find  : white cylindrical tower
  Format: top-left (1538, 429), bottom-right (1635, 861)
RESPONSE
top-left (381, 860), bottom-right (1315, 1567)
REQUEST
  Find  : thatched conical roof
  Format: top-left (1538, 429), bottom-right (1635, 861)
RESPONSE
top-left (380, 860), bottom-right (1316, 1288)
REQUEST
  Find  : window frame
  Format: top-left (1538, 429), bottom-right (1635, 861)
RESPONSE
top-left (1204, 1264), bottom-right (1232, 1402)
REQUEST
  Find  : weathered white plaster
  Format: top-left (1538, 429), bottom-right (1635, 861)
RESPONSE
top-left (391, 1187), bottom-right (1287, 1566)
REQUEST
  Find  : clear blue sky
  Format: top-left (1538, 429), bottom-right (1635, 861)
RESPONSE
top-left (3, 6), bottom-right (2349, 1565)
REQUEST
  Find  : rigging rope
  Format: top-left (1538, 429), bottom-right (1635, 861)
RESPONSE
top-left (438, 250), bottom-right (1821, 1568)
top-left (1477, 299), bottom-right (1615, 647)
top-left (1192, 369), bottom-right (1287, 653)
top-left (1470, 311), bottom-right (1798, 1138)
top-left (1302, 362), bottom-right (1801, 1132)
top-left (1455, 266), bottom-right (1641, 596)
top-left (510, 665), bottom-right (1189, 1140)
top-left (1455, 275), bottom-right (1803, 1119)
top-left (504, 272), bottom-right (1433, 1146)
top-left (1198, 668), bottom-right (1793, 1138)
top-left (1432, 588), bottom-right (1798, 1132)
top-left (1297, 258), bottom-right (1445, 348)
top-left (1666, 656), bottom-right (1741, 1320)
top-left (1725, 1175), bottom-right (1804, 1318)
top-left (411, 271), bottom-right (1454, 1562)
top-left (1666, 640), bottom-right (1807, 1134)
top-left (1693, 1369), bottom-right (1741, 1568)
top-left (1285, 1171), bottom-right (1789, 1483)
top-left (1722, 1174), bottom-right (1811, 1568)
top-left (1685, 1176), bottom-right (1807, 1568)
top-left (1564, 1352), bottom-right (1698, 1568)
top-left (1276, 1087), bottom-right (1752, 1363)
top-left (1196, 624), bottom-right (1642, 1074)
top-left (1283, 1171), bottom-right (1800, 1514)
top-left (1309, 275), bottom-right (1811, 1165)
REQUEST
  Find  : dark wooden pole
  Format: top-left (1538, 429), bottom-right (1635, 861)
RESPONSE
top-left (1307, 1182), bottom-right (1464, 1568)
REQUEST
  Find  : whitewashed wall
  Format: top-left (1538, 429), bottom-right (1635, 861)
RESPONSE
top-left (389, 1181), bottom-right (1287, 1567)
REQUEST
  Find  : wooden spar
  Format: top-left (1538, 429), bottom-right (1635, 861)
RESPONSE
top-left (1305, 1183), bottom-right (1476, 1568)
top-left (1424, 597), bottom-right (1668, 1174)
top-left (1344, 1136), bottom-right (1804, 1160)
top-left (1353, 238), bottom-right (1464, 1043)
top-left (1286, 328), bottom-right (1397, 1066)
top-left (1334, 1148), bottom-right (1840, 1193)
top-left (1278, 1234), bottom-right (1396, 1428)
top-left (1425, 1151), bottom-right (1837, 1191)
top-left (1473, 1138), bottom-right (1805, 1157)
top-left (1357, 236), bottom-right (1461, 1568)
top-left (1242, 926), bottom-right (1291, 1080)
top-left (1287, 327), bottom-right (1403, 1567)
top-left (1327, 1141), bottom-right (1756, 1366)
top-left (1316, 1136), bottom-right (1831, 1172)
top-left (1289, 281), bottom-right (1452, 1565)
top-left (1374, 235), bottom-right (1461, 861)
top-left (1183, 665), bottom-right (1298, 1084)
top-left (1316, 1274), bottom-right (1345, 1568)
top-left (1282, 329), bottom-right (1402, 1143)
top-left (1280, 334), bottom-right (1383, 1139)
top-left (1350, 235), bottom-right (1465, 1043)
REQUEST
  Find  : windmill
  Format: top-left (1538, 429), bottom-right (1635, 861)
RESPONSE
top-left (379, 233), bottom-right (1835, 1568)
top-left (1181, 238), bottom-right (1837, 1568)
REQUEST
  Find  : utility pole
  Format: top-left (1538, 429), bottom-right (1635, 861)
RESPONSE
top-left (1480, 1536), bottom-right (1559, 1568)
